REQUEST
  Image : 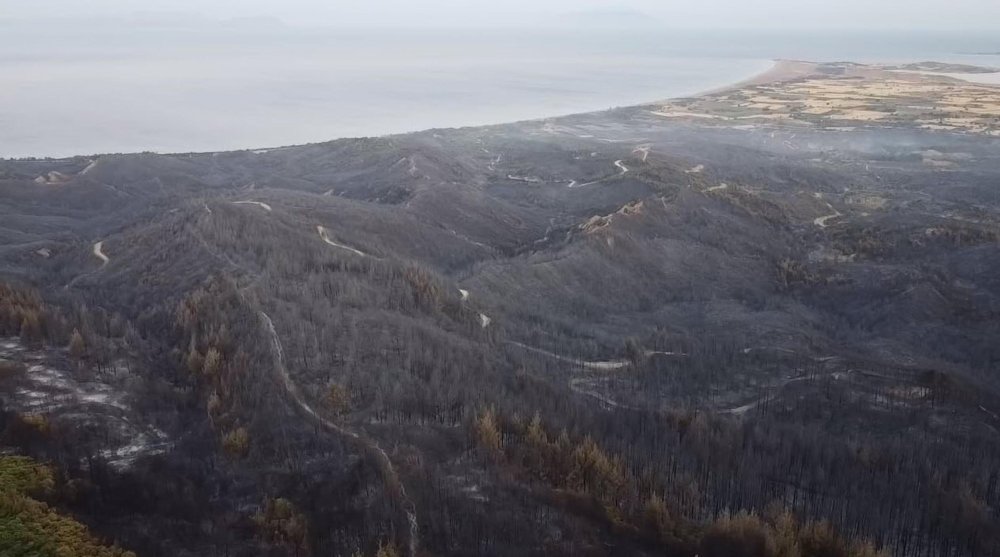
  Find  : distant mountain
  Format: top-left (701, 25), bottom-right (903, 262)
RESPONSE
top-left (885, 60), bottom-right (999, 73)
top-left (555, 8), bottom-right (663, 29)
top-left (0, 11), bottom-right (287, 32)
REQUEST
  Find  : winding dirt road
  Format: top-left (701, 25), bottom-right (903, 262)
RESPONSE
top-left (509, 341), bottom-right (687, 371)
top-left (258, 311), bottom-right (419, 556)
top-left (64, 240), bottom-right (110, 289)
top-left (509, 342), bottom-right (690, 409)
top-left (92, 241), bottom-right (109, 265)
top-left (813, 196), bottom-right (842, 228)
top-left (722, 373), bottom-right (835, 416)
top-left (814, 208), bottom-right (841, 228)
top-left (317, 225), bottom-right (367, 257)
top-left (568, 158), bottom-right (631, 189)
top-left (509, 342), bottom-right (690, 410)
top-left (232, 200), bottom-right (272, 212)
top-left (724, 397), bottom-right (772, 416)
top-left (508, 341), bottom-right (630, 371)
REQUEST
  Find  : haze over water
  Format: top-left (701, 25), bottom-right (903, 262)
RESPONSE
top-left (2, 19), bottom-right (998, 158)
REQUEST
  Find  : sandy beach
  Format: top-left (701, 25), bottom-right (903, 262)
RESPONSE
top-left (692, 59), bottom-right (820, 97)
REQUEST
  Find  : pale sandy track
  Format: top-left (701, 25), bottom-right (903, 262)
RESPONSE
top-left (506, 174), bottom-right (545, 184)
top-left (569, 159), bottom-right (630, 189)
top-left (232, 200), bottom-right (272, 212)
top-left (508, 341), bottom-right (629, 371)
top-left (814, 202), bottom-right (842, 228)
top-left (316, 225), bottom-right (367, 256)
top-left (64, 240), bottom-right (110, 289)
top-left (510, 342), bottom-right (687, 371)
top-left (511, 343), bottom-right (684, 410)
top-left (723, 371), bottom-right (839, 416)
top-left (92, 241), bottom-right (109, 265)
top-left (724, 397), bottom-right (772, 416)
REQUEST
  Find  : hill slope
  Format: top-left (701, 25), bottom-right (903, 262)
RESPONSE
top-left (2, 62), bottom-right (1000, 556)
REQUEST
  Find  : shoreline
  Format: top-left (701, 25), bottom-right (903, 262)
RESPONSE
top-left (687, 59), bottom-right (818, 97)
top-left (0, 58), bottom-right (779, 162)
top-left (3, 58), bottom-right (993, 162)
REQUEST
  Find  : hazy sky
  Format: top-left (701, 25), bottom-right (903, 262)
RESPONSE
top-left (6, 0), bottom-right (1000, 30)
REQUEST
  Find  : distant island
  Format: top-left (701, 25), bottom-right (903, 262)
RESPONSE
top-left (881, 61), bottom-right (1000, 73)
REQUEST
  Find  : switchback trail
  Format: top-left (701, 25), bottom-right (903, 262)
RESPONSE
top-left (813, 195), bottom-right (842, 228)
top-left (257, 311), bottom-right (419, 557)
top-left (568, 158), bottom-right (634, 188)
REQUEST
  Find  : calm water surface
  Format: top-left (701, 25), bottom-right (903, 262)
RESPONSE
top-left (1, 23), bottom-right (997, 157)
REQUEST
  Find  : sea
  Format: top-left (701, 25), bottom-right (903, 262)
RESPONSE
top-left (2, 20), bottom-right (998, 158)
